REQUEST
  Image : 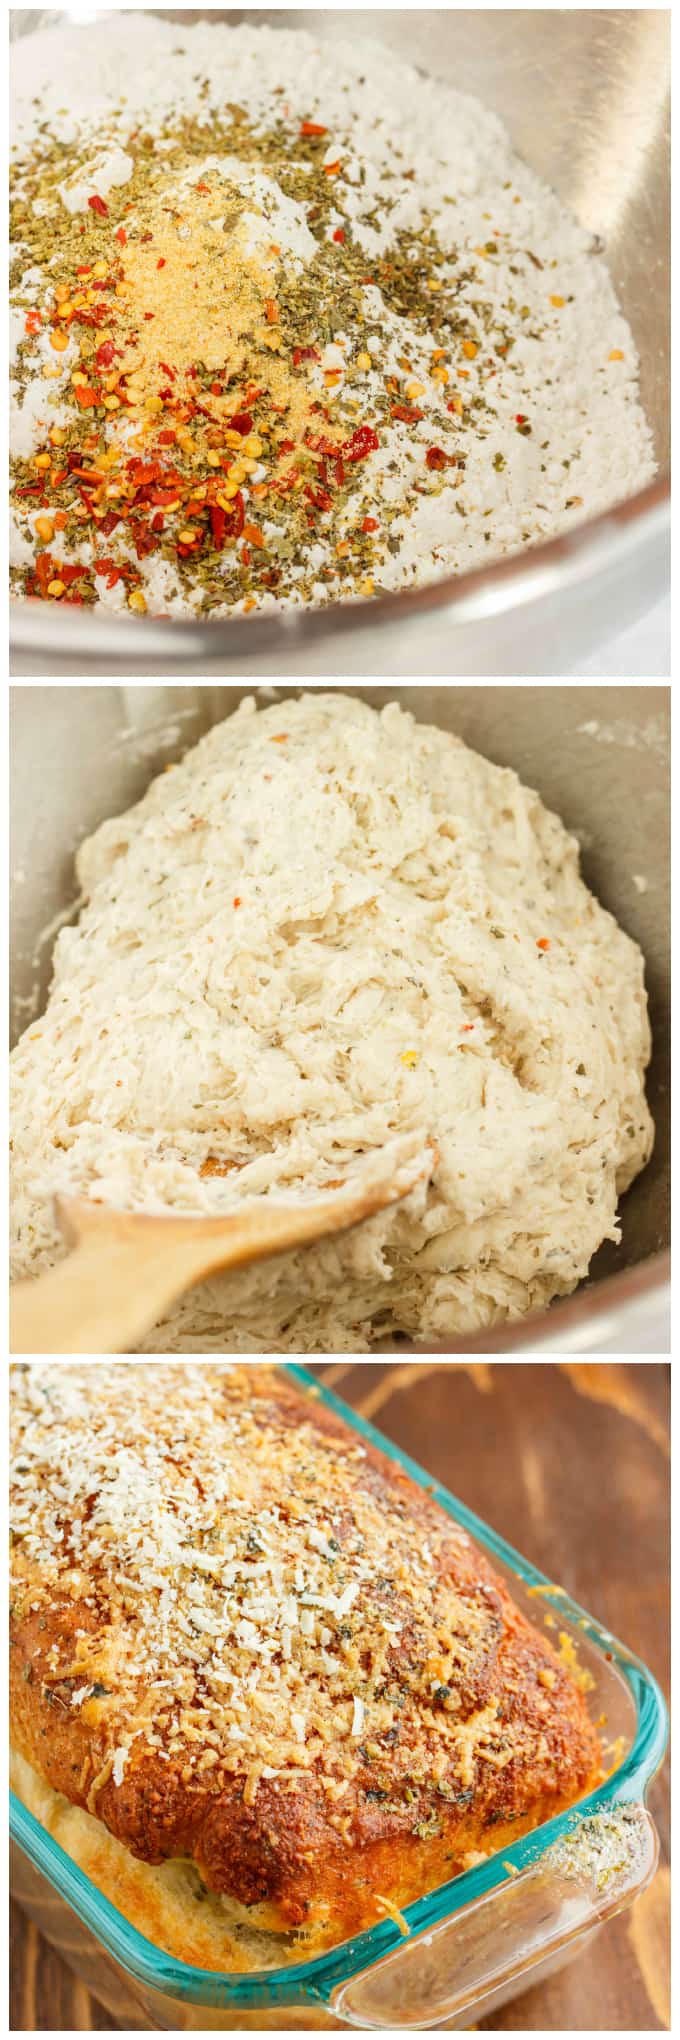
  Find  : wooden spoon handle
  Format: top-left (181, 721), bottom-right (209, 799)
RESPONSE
top-left (9, 1229), bottom-right (216, 1356)
top-left (10, 1142), bottom-right (433, 1355)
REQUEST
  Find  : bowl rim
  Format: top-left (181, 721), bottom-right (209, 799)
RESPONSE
top-left (10, 474), bottom-right (669, 654)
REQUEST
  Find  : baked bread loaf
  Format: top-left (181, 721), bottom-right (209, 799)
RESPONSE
top-left (10, 1364), bottom-right (601, 1971)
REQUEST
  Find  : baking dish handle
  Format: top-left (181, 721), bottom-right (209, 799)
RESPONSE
top-left (332, 1804), bottom-right (658, 2030)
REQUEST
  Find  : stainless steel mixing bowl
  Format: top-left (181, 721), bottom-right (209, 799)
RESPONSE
top-left (10, 684), bottom-right (669, 1352)
top-left (10, 8), bottom-right (669, 678)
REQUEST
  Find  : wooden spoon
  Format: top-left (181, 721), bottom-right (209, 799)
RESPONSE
top-left (10, 1137), bottom-right (434, 1356)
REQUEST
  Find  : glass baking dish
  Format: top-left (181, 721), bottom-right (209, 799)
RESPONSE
top-left (10, 1364), bottom-right (668, 2030)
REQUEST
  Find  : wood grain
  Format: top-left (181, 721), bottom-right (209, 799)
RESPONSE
top-left (10, 1362), bottom-right (669, 2032)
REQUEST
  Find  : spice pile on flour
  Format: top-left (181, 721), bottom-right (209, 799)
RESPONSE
top-left (10, 694), bottom-right (653, 1354)
top-left (11, 17), bottom-right (655, 620)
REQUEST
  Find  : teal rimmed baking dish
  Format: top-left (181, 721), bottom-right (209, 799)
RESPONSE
top-left (10, 1364), bottom-right (668, 2029)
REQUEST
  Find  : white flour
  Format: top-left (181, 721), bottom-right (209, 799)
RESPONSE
top-left (11, 13), bottom-right (655, 617)
top-left (10, 694), bottom-right (653, 1353)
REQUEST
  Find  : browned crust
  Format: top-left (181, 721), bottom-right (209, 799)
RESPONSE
top-left (10, 1368), bottom-right (601, 1952)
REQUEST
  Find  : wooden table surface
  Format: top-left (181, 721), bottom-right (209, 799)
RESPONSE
top-left (11, 1361), bottom-right (669, 2033)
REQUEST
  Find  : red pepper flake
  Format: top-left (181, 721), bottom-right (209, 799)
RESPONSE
top-left (158, 428), bottom-right (177, 446)
top-left (460, 1023), bottom-right (475, 1032)
top-left (151, 512), bottom-right (165, 533)
top-left (305, 430), bottom-right (334, 457)
top-left (278, 438), bottom-right (295, 454)
top-left (147, 486), bottom-right (181, 506)
top-left (131, 524), bottom-right (161, 560)
top-left (292, 344), bottom-right (320, 368)
top-left (300, 121), bottom-right (327, 136)
top-left (25, 310), bottom-right (42, 335)
top-left (95, 340), bottom-right (116, 370)
top-left (515, 413), bottom-right (527, 424)
top-left (127, 459), bottom-right (163, 487)
top-left (362, 516), bottom-right (378, 533)
top-left (425, 446), bottom-right (449, 470)
top-left (88, 194), bottom-right (108, 216)
top-left (228, 411), bottom-right (253, 436)
top-left (391, 402), bottom-right (423, 424)
top-left (94, 556), bottom-right (122, 588)
top-left (157, 257), bottom-right (166, 270)
top-left (209, 493), bottom-right (244, 549)
top-left (210, 381), bottom-right (223, 397)
top-left (115, 226), bottom-right (127, 247)
top-left (233, 896), bottom-right (242, 908)
top-left (344, 425), bottom-right (379, 463)
top-left (536, 937), bottom-right (551, 951)
top-left (143, 311), bottom-right (155, 321)
top-left (332, 227), bottom-right (346, 243)
top-left (305, 483), bottom-right (333, 511)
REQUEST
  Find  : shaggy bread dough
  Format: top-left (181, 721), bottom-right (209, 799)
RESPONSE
top-left (10, 693), bottom-right (653, 1351)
